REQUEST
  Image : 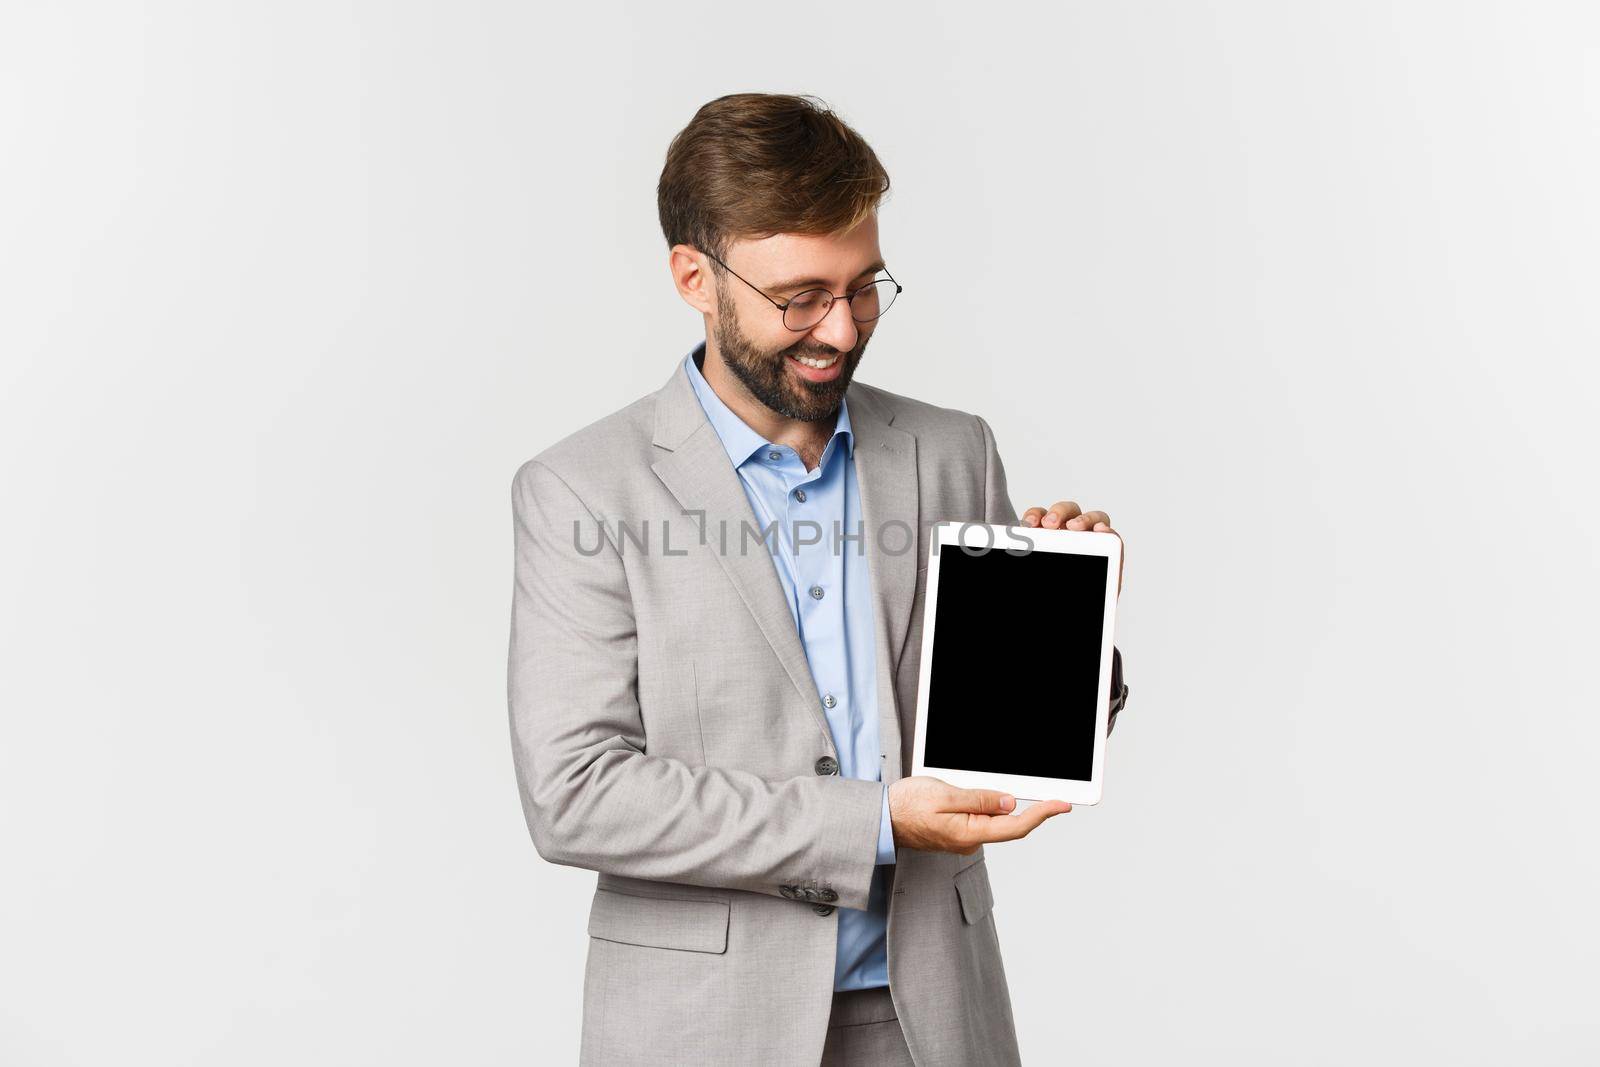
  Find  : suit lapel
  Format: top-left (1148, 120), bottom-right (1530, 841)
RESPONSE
top-left (650, 360), bottom-right (836, 746)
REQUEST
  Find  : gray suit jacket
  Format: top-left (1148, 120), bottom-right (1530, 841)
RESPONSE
top-left (507, 352), bottom-right (1124, 1065)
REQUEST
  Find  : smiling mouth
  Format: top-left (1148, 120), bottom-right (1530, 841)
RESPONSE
top-left (790, 352), bottom-right (840, 369)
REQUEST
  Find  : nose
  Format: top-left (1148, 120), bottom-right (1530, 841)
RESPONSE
top-left (807, 292), bottom-right (860, 352)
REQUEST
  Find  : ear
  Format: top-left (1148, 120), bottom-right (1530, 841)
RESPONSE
top-left (669, 244), bottom-right (716, 316)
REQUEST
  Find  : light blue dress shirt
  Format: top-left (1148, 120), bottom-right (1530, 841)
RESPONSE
top-left (683, 343), bottom-right (894, 992)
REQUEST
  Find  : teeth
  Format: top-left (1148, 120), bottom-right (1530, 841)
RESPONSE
top-left (793, 353), bottom-right (839, 369)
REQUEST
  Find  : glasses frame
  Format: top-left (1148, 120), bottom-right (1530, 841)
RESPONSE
top-left (703, 251), bottom-right (902, 332)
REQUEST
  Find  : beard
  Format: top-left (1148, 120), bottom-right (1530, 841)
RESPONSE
top-left (712, 280), bottom-right (869, 423)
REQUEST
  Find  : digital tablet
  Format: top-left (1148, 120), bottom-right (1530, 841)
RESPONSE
top-left (910, 521), bottom-right (1122, 806)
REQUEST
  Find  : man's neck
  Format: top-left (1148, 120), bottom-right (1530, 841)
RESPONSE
top-left (698, 342), bottom-right (835, 470)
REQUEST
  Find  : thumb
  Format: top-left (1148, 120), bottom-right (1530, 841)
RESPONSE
top-left (950, 788), bottom-right (1016, 815)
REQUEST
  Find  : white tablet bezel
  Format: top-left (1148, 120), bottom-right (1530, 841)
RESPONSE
top-left (910, 521), bottom-right (1122, 806)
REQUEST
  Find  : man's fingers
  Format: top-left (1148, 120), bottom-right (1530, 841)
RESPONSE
top-left (1025, 503), bottom-right (1117, 534)
top-left (1040, 501), bottom-right (1082, 529)
top-left (944, 787), bottom-right (1017, 816)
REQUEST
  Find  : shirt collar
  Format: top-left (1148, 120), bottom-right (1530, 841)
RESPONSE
top-left (682, 341), bottom-right (855, 468)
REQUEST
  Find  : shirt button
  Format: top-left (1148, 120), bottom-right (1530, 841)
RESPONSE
top-left (794, 488), bottom-right (807, 502)
top-left (809, 585), bottom-right (824, 600)
top-left (767, 450), bottom-right (782, 461)
top-left (823, 693), bottom-right (837, 709)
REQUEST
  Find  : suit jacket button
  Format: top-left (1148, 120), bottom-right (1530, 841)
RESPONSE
top-left (814, 755), bottom-right (840, 776)
top-left (812, 903), bottom-right (835, 916)
top-left (817, 887), bottom-right (838, 903)
top-left (779, 885), bottom-right (800, 900)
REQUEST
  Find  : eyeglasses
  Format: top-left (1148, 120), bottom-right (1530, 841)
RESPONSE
top-left (704, 251), bottom-right (902, 332)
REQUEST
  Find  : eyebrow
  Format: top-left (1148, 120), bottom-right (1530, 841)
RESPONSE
top-left (765, 260), bottom-right (887, 294)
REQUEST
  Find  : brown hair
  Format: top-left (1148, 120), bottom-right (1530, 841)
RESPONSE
top-left (657, 93), bottom-right (891, 268)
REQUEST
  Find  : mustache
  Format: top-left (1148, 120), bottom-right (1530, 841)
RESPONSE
top-left (782, 341), bottom-right (859, 360)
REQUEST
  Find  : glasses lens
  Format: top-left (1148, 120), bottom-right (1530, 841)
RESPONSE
top-left (849, 279), bottom-right (897, 323)
top-left (783, 289), bottom-right (832, 331)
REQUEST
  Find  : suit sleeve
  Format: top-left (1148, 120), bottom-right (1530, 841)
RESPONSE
top-left (974, 414), bottom-right (1128, 736)
top-left (507, 459), bottom-right (884, 911)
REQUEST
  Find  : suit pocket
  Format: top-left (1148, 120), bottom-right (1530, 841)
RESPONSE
top-left (586, 887), bottom-right (730, 954)
top-left (953, 858), bottom-right (995, 925)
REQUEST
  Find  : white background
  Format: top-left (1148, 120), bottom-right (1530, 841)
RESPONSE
top-left (3, 2), bottom-right (1597, 1063)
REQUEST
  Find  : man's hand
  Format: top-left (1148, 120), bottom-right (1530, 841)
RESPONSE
top-left (1020, 499), bottom-right (1123, 595)
top-left (887, 776), bottom-right (1072, 855)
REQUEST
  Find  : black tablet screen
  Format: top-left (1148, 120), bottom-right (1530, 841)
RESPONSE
top-left (922, 544), bottom-right (1108, 782)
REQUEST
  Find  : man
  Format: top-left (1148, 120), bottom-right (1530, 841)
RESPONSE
top-left (507, 92), bottom-right (1127, 1066)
